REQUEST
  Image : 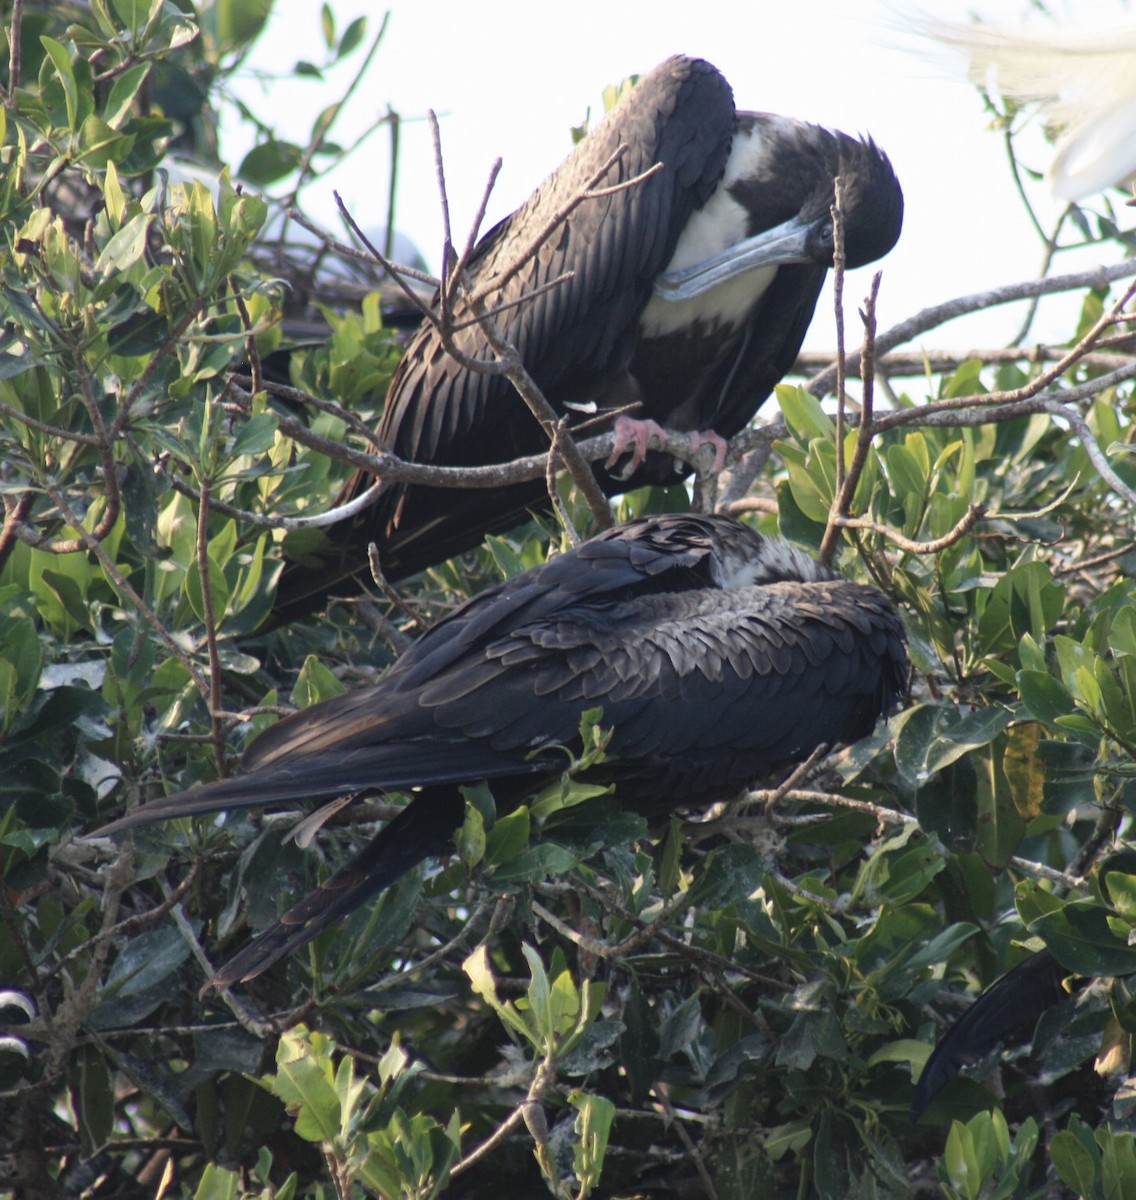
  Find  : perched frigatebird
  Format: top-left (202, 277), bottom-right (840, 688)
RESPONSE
top-left (271, 55), bottom-right (903, 623)
top-left (99, 514), bottom-right (908, 988)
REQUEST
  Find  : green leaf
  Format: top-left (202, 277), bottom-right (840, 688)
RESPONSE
top-left (193, 1164), bottom-right (241, 1200)
top-left (239, 140), bottom-right (304, 186)
top-left (1099, 1128), bottom-right (1136, 1199)
top-left (657, 992), bottom-right (702, 1061)
top-left (569, 1090), bottom-right (615, 1195)
top-left (485, 806), bottom-right (530, 868)
top-left (107, 309), bottom-right (168, 356)
top-left (40, 37), bottom-right (78, 129)
top-left (688, 842), bottom-right (766, 908)
top-left (457, 801), bottom-right (486, 870)
top-left (1026, 896), bottom-right (1136, 977)
top-left (184, 551), bottom-right (231, 625)
top-left (229, 412), bottom-right (279, 459)
top-left (337, 15), bottom-right (367, 58)
top-left (290, 655), bottom-right (347, 708)
top-left (110, 0), bottom-right (151, 33)
top-left (491, 840), bottom-right (579, 881)
top-left (886, 442), bottom-right (928, 504)
top-left (944, 1120), bottom-right (983, 1200)
top-left (1050, 1129), bottom-right (1100, 1197)
top-left (78, 114), bottom-right (131, 167)
top-left (463, 945), bottom-right (536, 1045)
top-left (96, 212), bottom-right (155, 276)
top-left (104, 62), bottom-right (151, 128)
top-left (263, 1030), bottom-right (341, 1144)
top-left (205, 0), bottom-right (270, 51)
top-left (776, 383), bottom-right (835, 443)
top-left (1105, 872), bottom-right (1136, 919)
top-left (521, 944), bottom-right (558, 1043)
top-left (1017, 670), bottom-right (1075, 728)
top-left (71, 1044), bottom-right (114, 1156)
top-left (102, 928), bottom-right (191, 999)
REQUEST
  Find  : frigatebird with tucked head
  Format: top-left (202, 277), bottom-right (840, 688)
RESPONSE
top-left (99, 514), bottom-right (907, 988)
top-left (271, 56), bottom-right (903, 623)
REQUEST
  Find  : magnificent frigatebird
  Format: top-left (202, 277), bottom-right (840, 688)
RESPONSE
top-left (271, 55), bottom-right (903, 623)
top-left (99, 514), bottom-right (908, 988)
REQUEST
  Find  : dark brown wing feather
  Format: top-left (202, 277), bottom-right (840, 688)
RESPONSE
top-left (271, 57), bottom-right (736, 621)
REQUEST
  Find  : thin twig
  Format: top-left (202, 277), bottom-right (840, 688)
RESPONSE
top-left (230, 275), bottom-right (263, 397)
top-left (467, 146), bottom-right (658, 305)
top-left (3, 0), bottom-right (22, 104)
top-left (832, 174), bottom-right (848, 507)
top-left (763, 745), bottom-right (831, 819)
top-left (795, 346), bottom-right (1136, 379)
top-left (545, 420), bottom-right (581, 546)
top-left (820, 270), bottom-right (881, 566)
top-left (1038, 398), bottom-right (1136, 508)
top-left (366, 542), bottom-right (429, 632)
top-left (657, 1086), bottom-right (721, 1200)
top-left (449, 1053), bottom-right (558, 1178)
top-left (832, 504), bottom-right (987, 555)
top-left (806, 258), bottom-right (1136, 397)
top-left (194, 476), bottom-right (228, 774)
top-left (286, 15), bottom-right (390, 204)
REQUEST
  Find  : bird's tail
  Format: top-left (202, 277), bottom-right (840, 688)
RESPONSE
top-left (210, 787), bottom-right (465, 989)
top-left (911, 949), bottom-right (1069, 1117)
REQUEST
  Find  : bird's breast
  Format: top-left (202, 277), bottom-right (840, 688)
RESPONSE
top-left (638, 262), bottom-right (776, 339)
top-left (638, 120), bottom-right (784, 339)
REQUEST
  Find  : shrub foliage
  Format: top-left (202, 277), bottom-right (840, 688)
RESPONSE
top-left (3, 4), bottom-right (1136, 1198)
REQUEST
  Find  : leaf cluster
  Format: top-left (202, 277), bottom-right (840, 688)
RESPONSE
top-left (4, 4), bottom-right (1136, 1200)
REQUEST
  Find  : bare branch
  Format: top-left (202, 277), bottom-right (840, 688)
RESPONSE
top-left (819, 271), bottom-right (882, 566)
top-left (806, 257), bottom-right (1136, 397)
top-left (366, 542), bottom-right (430, 633)
top-left (545, 420), bottom-right (582, 545)
top-left (194, 477), bottom-right (227, 774)
top-left (3, 0), bottom-right (22, 103)
top-left (293, 204), bottom-right (438, 321)
top-left (795, 346), bottom-right (1136, 379)
top-left (835, 504), bottom-right (987, 555)
top-left (1038, 398), bottom-right (1136, 507)
top-left (831, 173), bottom-right (848, 510)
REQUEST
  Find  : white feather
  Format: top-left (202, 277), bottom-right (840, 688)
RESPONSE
top-left (640, 125), bottom-right (780, 337)
top-left (924, 15), bottom-right (1136, 201)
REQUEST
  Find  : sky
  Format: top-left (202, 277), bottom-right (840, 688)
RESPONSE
top-left (220, 0), bottom-right (1134, 356)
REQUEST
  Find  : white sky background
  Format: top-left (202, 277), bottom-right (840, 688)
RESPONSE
top-left (220, 0), bottom-right (1135, 358)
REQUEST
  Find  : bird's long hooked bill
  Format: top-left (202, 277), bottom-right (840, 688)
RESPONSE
top-left (652, 213), bottom-right (819, 303)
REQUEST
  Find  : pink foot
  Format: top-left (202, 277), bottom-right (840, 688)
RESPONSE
top-left (606, 415), bottom-right (667, 475)
top-left (687, 429), bottom-right (729, 475)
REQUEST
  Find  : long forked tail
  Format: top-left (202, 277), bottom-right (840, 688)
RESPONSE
top-left (210, 788), bottom-right (465, 989)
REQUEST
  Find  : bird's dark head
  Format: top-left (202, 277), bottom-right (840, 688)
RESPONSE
top-left (726, 115), bottom-right (903, 272)
top-left (831, 133), bottom-right (904, 269)
top-left (708, 523), bottom-right (838, 588)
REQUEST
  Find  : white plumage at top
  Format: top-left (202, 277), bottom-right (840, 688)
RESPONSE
top-left (925, 13), bottom-right (1136, 202)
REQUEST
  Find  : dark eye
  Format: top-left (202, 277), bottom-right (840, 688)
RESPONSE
top-left (819, 222), bottom-right (835, 246)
